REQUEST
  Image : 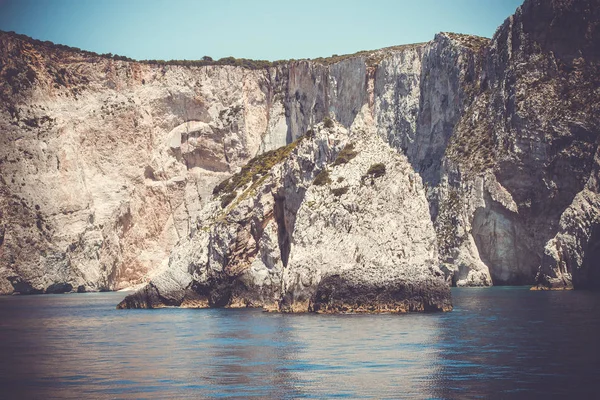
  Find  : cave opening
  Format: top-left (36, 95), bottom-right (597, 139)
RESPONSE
top-left (471, 199), bottom-right (539, 286)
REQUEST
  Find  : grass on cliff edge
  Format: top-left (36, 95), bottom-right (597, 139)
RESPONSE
top-left (1, 30), bottom-right (426, 70)
top-left (442, 32), bottom-right (490, 51)
top-left (213, 138), bottom-right (305, 208)
top-left (3, 30), bottom-right (489, 72)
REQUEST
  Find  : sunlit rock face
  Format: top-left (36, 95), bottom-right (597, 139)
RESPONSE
top-left (118, 121), bottom-right (452, 312)
top-left (0, 35), bottom-right (289, 294)
top-left (2, 0), bottom-right (600, 302)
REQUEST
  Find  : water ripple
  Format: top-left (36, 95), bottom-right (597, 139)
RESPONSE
top-left (0, 288), bottom-right (599, 398)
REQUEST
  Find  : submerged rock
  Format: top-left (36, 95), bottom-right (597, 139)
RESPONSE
top-left (45, 282), bottom-right (73, 294)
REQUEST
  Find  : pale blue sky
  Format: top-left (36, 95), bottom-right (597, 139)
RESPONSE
top-left (0, 0), bottom-right (523, 61)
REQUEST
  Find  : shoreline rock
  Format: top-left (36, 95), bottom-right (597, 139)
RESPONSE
top-left (118, 121), bottom-right (452, 313)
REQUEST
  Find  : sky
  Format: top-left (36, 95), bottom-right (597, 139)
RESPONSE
top-left (0, 0), bottom-right (524, 61)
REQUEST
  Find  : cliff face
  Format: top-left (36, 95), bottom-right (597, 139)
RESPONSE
top-left (117, 119), bottom-right (452, 312)
top-left (0, 36), bottom-right (287, 293)
top-left (440, 0), bottom-right (600, 289)
top-left (1, 0), bottom-right (599, 302)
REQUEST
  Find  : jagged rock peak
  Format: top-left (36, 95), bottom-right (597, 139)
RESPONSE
top-left (118, 119), bottom-right (452, 312)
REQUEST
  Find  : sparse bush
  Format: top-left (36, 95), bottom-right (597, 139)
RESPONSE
top-left (213, 140), bottom-right (301, 198)
top-left (212, 178), bottom-right (231, 195)
top-left (365, 163), bottom-right (386, 178)
top-left (333, 143), bottom-right (358, 166)
top-left (230, 104), bottom-right (243, 115)
top-left (1, 31), bottom-right (284, 70)
top-left (323, 117), bottom-right (334, 129)
top-left (313, 169), bottom-right (332, 186)
top-left (25, 68), bottom-right (36, 84)
top-left (2, 30), bottom-right (424, 73)
top-left (331, 186), bottom-right (349, 197)
top-left (221, 191), bottom-right (237, 208)
top-left (337, 177), bottom-right (345, 183)
top-left (311, 43), bottom-right (422, 66)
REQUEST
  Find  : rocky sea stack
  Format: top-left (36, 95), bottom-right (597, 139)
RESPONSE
top-left (116, 123), bottom-right (452, 312)
top-left (2, 0), bottom-right (599, 312)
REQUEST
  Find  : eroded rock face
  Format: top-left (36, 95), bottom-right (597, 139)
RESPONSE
top-left (0, 34), bottom-right (293, 294)
top-left (118, 121), bottom-right (452, 312)
top-left (440, 0), bottom-right (600, 289)
top-left (536, 149), bottom-right (600, 290)
top-left (2, 0), bottom-right (600, 300)
top-left (278, 125), bottom-right (449, 312)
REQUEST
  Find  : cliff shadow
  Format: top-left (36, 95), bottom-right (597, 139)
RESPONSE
top-left (471, 191), bottom-right (540, 285)
top-left (575, 224), bottom-right (600, 290)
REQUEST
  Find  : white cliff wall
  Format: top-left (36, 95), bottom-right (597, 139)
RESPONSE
top-left (2, 0), bottom-right (599, 296)
top-left (0, 34), bottom-right (293, 293)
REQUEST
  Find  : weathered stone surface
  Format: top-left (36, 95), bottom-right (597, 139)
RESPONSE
top-left (0, 32), bottom-right (290, 294)
top-left (310, 274), bottom-right (452, 313)
top-left (118, 120), bottom-right (451, 312)
top-left (441, 0), bottom-right (600, 289)
top-left (278, 123), bottom-right (450, 312)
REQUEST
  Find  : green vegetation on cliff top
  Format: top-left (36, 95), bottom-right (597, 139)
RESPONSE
top-left (1, 30), bottom-right (462, 70)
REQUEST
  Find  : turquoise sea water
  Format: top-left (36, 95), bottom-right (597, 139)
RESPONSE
top-left (0, 287), bottom-right (599, 399)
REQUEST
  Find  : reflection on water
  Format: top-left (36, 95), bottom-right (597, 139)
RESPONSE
top-left (0, 288), bottom-right (599, 398)
top-left (431, 287), bottom-right (600, 399)
top-left (286, 314), bottom-right (442, 398)
top-left (203, 310), bottom-right (304, 398)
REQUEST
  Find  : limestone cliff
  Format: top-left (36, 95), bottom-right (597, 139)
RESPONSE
top-left (117, 120), bottom-right (451, 312)
top-left (1, 0), bottom-right (599, 302)
top-left (440, 0), bottom-right (600, 289)
top-left (0, 35), bottom-right (289, 293)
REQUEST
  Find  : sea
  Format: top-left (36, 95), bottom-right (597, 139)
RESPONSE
top-left (0, 287), bottom-right (598, 399)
